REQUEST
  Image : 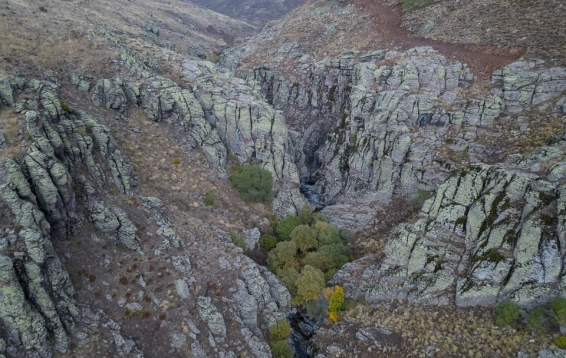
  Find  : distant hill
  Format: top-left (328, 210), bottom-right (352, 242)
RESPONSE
top-left (189, 0), bottom-right (306, 26)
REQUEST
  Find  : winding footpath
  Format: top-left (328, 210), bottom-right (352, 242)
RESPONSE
top-left (353, 0), bottom-right (526, 78)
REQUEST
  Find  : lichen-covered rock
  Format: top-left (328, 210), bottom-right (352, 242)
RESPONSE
top-left (141, 76), bottom-right (226, 167)
top-left (0, 131), bottom-right (6, 149)
top-left (183, 60), bottom-right (307, 215)
top-left (334, 161), bottom-right (566, 308)
top-left (0, 255), bottom-right (51, 358)
top-left (0, 77), bottom-right (14, 107)
top-left (156, 225), bottom-right (181, 248)
top-left (87, 202), bottom-right (141, 250)
top-left (70, 71), bottom-right (92, 92)
top-left (243, 227), bottom-right (260, 251)
top-left (197, 296), bottom-right (227, 337)
top-left (91, 78), bottom-right (127, 111)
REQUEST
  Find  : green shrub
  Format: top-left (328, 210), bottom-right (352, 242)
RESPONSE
top-left (269, 340), bottom-right (293, 358)
top-left (229, 231), bottom-right (246, 250)
top-left (551, 296), bottom-right (566, 325)
top-left (269, 319), bottom-right (291, 341)
top-left (204, 189), bottom-right (217, 206)
top-left (555, 335), bottom-right (566, 349)
top-left (294, 265), bottom-right (325, 305)
top-left (60, 100), bottom-right (70, 114)
top-left (260, 234), bottom-right (278, 250)
top-left (230, 164), bottom-right (274, 203)
top-left (526, 307), bottom-right (546, 334)
top-left (276, 215), bottom-right (302, 241)
top-left (495, 300), bottom-right (520, 327)
top-left (339, 229), bottom-right (356, 243)
top-left (290, 225), bottom-right (318, 254)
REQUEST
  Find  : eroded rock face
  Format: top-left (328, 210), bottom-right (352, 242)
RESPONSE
top-left (334, 152), bottom-right (566, 308)
top-left (234, 49), bottom-right (566, 214)
top-left (0, 76), bottom-right (142, 356)
top-left (91, 60), bottom-right (308, 216)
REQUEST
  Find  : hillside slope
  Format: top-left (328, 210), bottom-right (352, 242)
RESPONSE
top-left (189, 0), bottom-right (306, 26)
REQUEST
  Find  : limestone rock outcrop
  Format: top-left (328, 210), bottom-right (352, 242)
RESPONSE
top-left (0, 75), bottom-right (142, 356)
top-left (334, 150), bottom-right (566, 308)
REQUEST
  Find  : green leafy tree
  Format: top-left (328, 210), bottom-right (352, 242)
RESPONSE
top-left (267, 241), bottom-right (298, 271)
top-left (230, 164), bottom-right (274, 203)
top-left (276, 215), bottom-right (302, 241)
top-left (291, 225), bottom-right (318, 254)
top-left (277, 267), bottom-right (300, 295)
top-left (269, 340), bottom-right (293, 358)
top-left (314, 220), bottom-right (330, 233)
top-left (318, 225), bottom-right (341, 246)
top-left (495, 300), bottom-right (520, 327)
top-left (269, 319), bottom-right (291, 341)
top-left (303, 244), bottom-right (349, 280)
top-left (294, 265), bottom-right (325, 305)
top-left (312, 212), bottom-right (328, 223)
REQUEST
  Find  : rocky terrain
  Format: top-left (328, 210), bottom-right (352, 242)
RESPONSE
top-left (1, 0), bottom-right (566, 357)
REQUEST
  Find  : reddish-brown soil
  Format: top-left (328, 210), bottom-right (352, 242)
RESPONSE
top-left (352, 0), bottom-right (526, 78)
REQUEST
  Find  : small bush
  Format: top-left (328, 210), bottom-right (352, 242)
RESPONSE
top-left (339, 229), bottom-right (356, 243)
top-left (276, 215), bottom-right (302, 241)
top-left (526, 307), bottom-right (547, 334)
top-left (495, 300), bottom-right (520, 327)
top-left (230, 164), bottom-right (274, 203)
top-left (60, 100), bottom-right (70, 114)
top-left (204, 189), bottom-right (217, 206)
top-left (76, 127), bottom-right (88, 137)
top-left (229, 231), bottom-right (246, 250)
top-left (551, 296), bottom-right (566, 325)
top-left (269, 319), bottom-right (291, 341)
top-left (326, 285), bottom-right (345, 322)
top-left (269, 340), bottom-right (293, 358)
top-left (555, 335), bottom-right (566, 349)
top-left (260, 234), bottom-right (278, 250)
top-left (172, 157), bottom-right (181, 165)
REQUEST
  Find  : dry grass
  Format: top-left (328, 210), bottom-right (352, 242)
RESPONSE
top-left (0, 0), bottom-right (255, 79)
top-left (0, 109), bottom-right (26, 159)
top-left (325, 302), bottom-right (555, 358)
top-left (399, 0), bottom-right (566, 66)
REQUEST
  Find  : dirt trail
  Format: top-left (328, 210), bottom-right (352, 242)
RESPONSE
top-left (353, 0), bottom-right (526, 78)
